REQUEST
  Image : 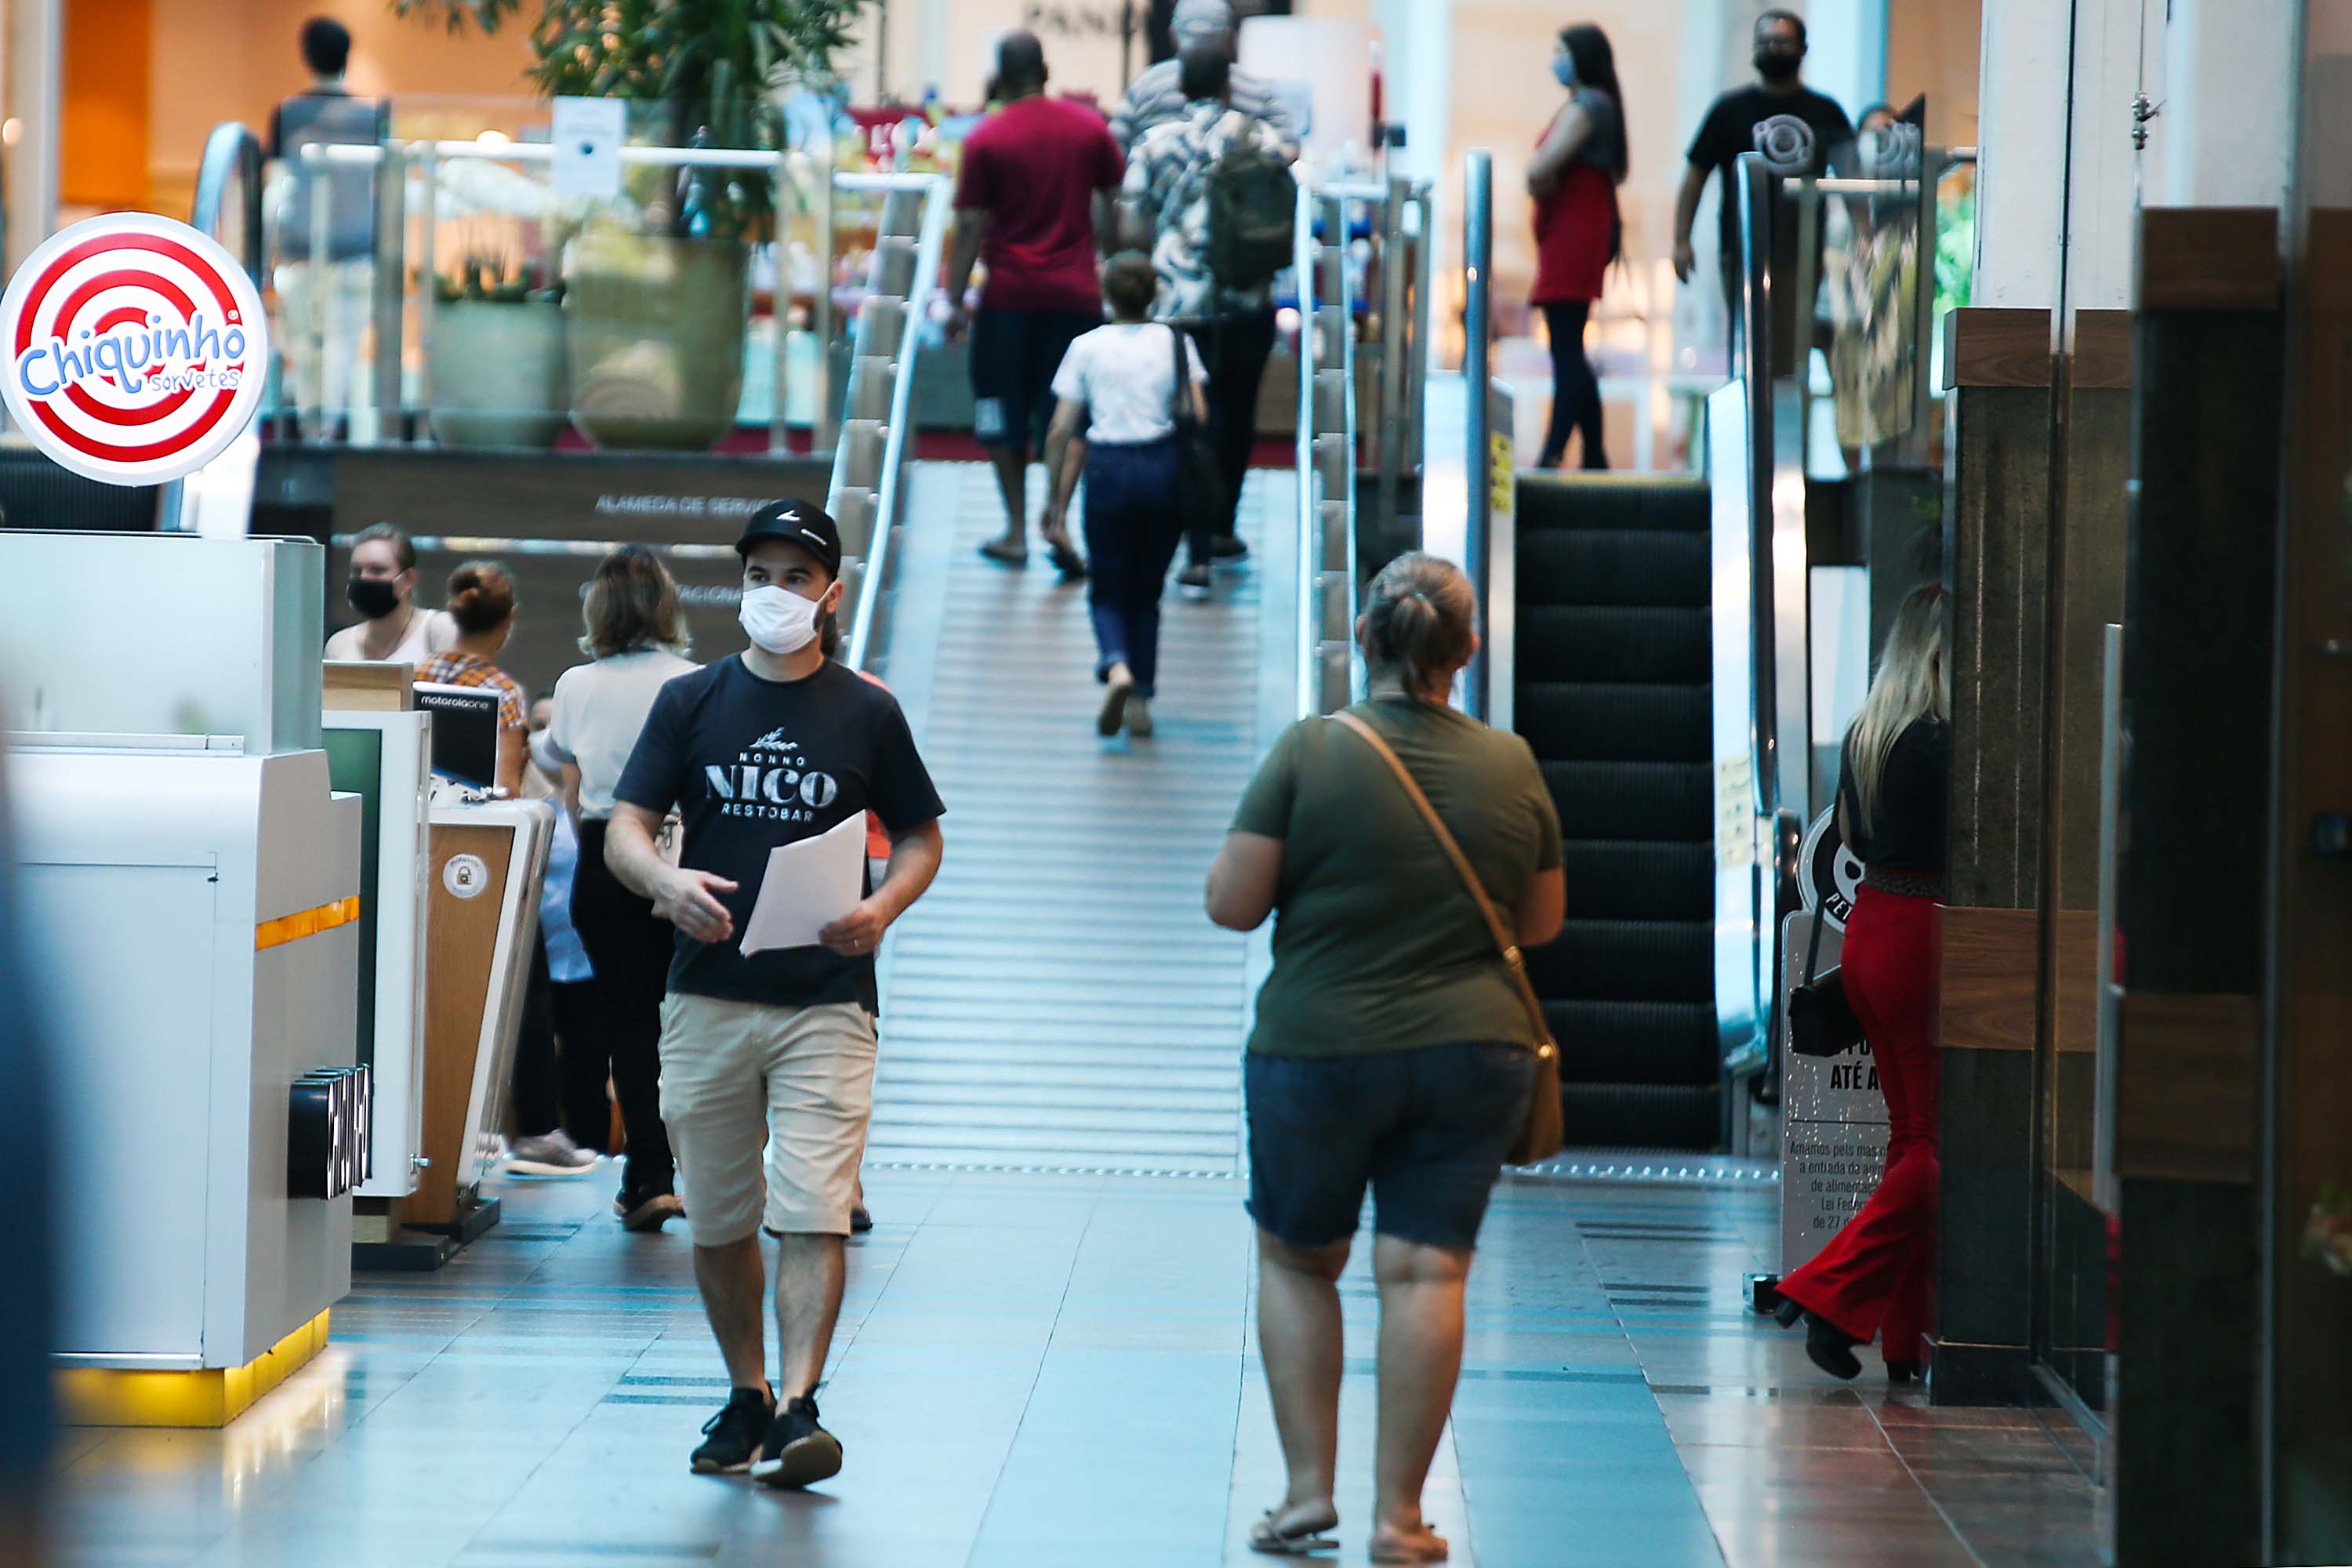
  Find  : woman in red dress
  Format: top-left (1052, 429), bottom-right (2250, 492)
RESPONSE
top-left (1773, 584), bottom-right (1950, 1382)
top-left (1527, 24), bottom-right (1627, 470)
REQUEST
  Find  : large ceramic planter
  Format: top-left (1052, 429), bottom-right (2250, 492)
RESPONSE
top-left (563, 233), bottom-right (750, 451)
top-left (428, 298), bottom-right (569, 449)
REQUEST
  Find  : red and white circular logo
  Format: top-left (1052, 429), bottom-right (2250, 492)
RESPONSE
top-left (0, 212), bottom-right (270, 487)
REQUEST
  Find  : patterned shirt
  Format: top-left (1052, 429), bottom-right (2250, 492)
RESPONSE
top-left (1122, 103), bottom-right (1288, 322)
top-left (416, 650), bottom-right (527, 732)
top-left (1108, 61), bottom-right (1298, 157)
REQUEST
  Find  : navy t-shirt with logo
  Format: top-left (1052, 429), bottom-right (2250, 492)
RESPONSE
top-left (612, 655), bottom-right (944, 1011)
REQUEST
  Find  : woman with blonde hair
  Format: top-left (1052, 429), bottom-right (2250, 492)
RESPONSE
top-left (546, 545), bottom-right (698, 1229)
top-left (1771, 582), bottom-right (1950, 1381)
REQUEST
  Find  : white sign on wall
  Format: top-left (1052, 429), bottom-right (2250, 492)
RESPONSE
top-left (1, 213), bottom-right (270, 487)
top-left (551, 96), bottom-right (626, 200)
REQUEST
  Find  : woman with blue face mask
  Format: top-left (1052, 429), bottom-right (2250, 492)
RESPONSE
top-left (1526, 23), bottom-right (1628, 470)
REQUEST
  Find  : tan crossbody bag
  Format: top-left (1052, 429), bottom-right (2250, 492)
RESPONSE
top-left (1331, 711), bottom-right (1566, 1167)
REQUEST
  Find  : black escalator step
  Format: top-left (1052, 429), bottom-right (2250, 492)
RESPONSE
top-left (1517, 607), bottom-right (1710, 684)
top-left (1516, 683), bottom-right (1709, 764)
top-left (1518, 528), bottom-right (1708, 610)
top-left (1516, 474), bottom-right (1710, 535)
top-left (1558, 1082), bottom-right (1719, 1152)
top-left (1548, 1000), bottom-right (1719, 1086)
top-left (1525, 918), bottom-right (1710, 1004)
top-left (1560, 840), bottom-right (1712, 923)
top-left (1541, 761), bottom-right (1710, 841)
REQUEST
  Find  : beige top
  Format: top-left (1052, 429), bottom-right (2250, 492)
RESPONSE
top-left (324, 607), bottom-right (455, 666)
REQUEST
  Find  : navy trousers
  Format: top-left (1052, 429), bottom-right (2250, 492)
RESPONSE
top-left (1082, 436), bottom-right (1187, 699)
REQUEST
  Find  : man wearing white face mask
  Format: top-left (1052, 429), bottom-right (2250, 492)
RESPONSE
top-left (604, 499), bottom-right (946, 1490)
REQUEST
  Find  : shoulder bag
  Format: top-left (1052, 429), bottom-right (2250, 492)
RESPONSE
top-left (1787, 907), bottom-right (1865, 1058)
top-left (1330, 710), bottom-right (1565, 1166)
top-left (1167, 324), bottom-right (1225, 537)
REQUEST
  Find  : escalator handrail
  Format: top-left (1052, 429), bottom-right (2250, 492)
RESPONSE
top-left (1294, 181), bottom-right (1318, 719)
top-left (840, 172), bottom-right (953, 675)
top-left (1294, 182), bottom-right (1363, 720)
top-left (191, 122), bottom-right (265, 286)
top-left (158, 123), bottom-right (267, 535)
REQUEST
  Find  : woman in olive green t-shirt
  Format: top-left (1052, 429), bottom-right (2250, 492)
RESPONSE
top-left (1205, 554), bottom-right (1565, 1565)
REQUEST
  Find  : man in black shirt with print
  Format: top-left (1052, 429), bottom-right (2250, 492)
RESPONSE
top-left (604, 499), bottom-right (945, 1490)
top-left (1672, 9), bottom-right (1854, 374)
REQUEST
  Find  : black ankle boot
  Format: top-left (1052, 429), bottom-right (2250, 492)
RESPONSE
top-left (1772, 1294), bottom-right (1804, 1329)
top-left (1886, 1359), bottom-right (1923, 1385)
top-left (1803, 1313), bottom-right (1862, 1381)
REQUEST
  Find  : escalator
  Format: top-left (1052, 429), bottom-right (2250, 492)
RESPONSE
top-left (1512, 475), bottom-right (1721, 1151)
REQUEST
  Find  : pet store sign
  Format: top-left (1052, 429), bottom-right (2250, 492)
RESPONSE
top-left (2, 213), bottom-right (270, 486)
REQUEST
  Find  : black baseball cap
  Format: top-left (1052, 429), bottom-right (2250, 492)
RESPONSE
top-left (736, 499), bottom-right (841, 579)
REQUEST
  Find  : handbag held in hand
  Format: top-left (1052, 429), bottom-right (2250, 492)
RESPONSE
top-left (1787, 905), bottom-right (1866, 1058)
top-left (1331, 711), bottom-right (1566, 1167)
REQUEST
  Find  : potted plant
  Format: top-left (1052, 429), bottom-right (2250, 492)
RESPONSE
top-left (397, 0), bottom-right (870, 449)
top-left (430, 242), bottom-right (570, 449)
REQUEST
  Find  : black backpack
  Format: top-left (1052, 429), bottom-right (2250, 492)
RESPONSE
top-left (1201, 115), bottom-right (1297, 291)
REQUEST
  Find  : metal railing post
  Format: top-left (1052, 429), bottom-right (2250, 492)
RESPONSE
top-left (769, 150), bottom-right (796, 457)
top-left (1463, 150), bottom-right (1494, 723)
top-left (372, 140), bottom-right (408, 442)
top-left (814, 154), bottom-right (838, 457)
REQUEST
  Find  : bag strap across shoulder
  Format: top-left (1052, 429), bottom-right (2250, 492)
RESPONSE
top-left (1329, 710), bottom-right (1553, 1049)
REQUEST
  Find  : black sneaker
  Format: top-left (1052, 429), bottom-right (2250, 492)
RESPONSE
top-left (1177, 564), bottom-right (1212, 600)
top-left (749, 1395), bottom-right (844, 1490)
top-left (849, 1206), bottom-right (874, 1235)
top-left (690, 1388), bottom-right (774, 1475)
top-left (1207, 534), bottom-right (1250, 565)
top-left (616, 1188), bottom-right (684, 1232)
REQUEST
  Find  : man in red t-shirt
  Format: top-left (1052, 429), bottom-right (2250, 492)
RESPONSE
top-left (944, 31), bottom-right (1123, 577)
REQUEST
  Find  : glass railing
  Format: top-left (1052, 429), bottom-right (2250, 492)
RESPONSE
top-left (249, 93), bottom-right (957, 456)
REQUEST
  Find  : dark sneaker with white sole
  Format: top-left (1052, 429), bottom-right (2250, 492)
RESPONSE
top-left (691, 1388), bottom-right (774, 1474)
top-left (615, 1188), bottom-right (684, 1232)
top-left (750, 1395), bottom-right (843, 1490)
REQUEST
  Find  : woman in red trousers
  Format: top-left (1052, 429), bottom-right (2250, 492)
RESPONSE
top-left (1776, 583), bottom-right (1949, 1382)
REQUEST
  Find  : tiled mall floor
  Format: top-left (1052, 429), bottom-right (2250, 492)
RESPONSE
top-left (52, 1168), bottom-right (2103, 1567)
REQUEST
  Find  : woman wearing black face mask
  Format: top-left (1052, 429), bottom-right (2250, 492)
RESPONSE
top-left (325, 521), bottom-right (456, 664)
top-left (1526, 23), bottom-right (1627, 470)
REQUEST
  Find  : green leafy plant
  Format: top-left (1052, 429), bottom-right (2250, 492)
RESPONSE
top-left (435, 252), bottom-right (563, 304)
top-left (428, 213), bottom-right (564, 303)
top-left (392, 0), bottom-right (870, 241)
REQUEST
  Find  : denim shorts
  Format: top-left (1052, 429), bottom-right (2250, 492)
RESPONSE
top-left (1244, 1042), bottom-right (1537, 1252)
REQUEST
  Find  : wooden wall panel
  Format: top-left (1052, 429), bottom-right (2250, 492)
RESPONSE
top-left (2139, 208), bottom-right (2281, 312)
top-left (416, 824), bottom-right (514, 1225)
top-left (1938, 905), bottom-right (2040, 1052)
top-left (1943, 307), bottom-right (2054, 390)
top-left (2117, 993), bottom-right (2258, 1185)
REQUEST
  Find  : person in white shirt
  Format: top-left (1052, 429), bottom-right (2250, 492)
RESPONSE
top-left (546, 545), bottom-right (699, 1230)
top-left (323, 522), bottom-right (456, 664)
top-left (1040, 250), bottom-right (1209, 739)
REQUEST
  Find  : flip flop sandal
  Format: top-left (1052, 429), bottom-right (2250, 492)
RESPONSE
top-left (1249, 1512), bottom-right (1338, 1556)
top-left (1367, 1530), bottom-right (1449, 1564)
top-left (1044, 534), bottom-right (1088, 579)
top-left (978, 538), bottom-right (1029, 568)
